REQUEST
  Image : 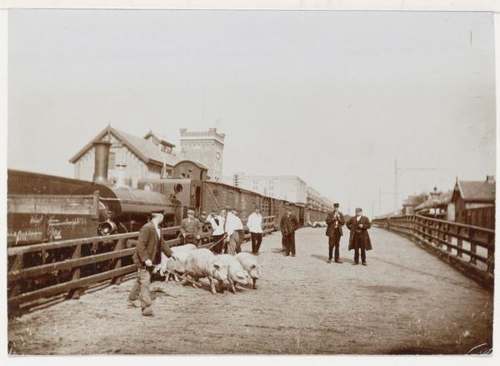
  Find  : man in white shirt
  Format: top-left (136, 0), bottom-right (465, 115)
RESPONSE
top-left (224, 208), bottom-right (243, 255)
top-left (208, 209), bottom-right (226, 254)
top-left (247, 206), bottom-right (264, 254)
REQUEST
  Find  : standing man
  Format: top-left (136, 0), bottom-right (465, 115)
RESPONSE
top-left (280, 207), bottom-right (299, 257)
top-left (224, 208), bottom-right (243, 255)
top-left (207, 210), bottom-right (226, 254)
top-left (180, 209), bottom-right (202, 245)
top-left (326, 203), bottom-right (345, 263)
top-left (247, 206), bottom-right (264, 255)
top-left (128, 210), bottom-right (173, 317)
top-left (346, 208), bottom-right (373, 266)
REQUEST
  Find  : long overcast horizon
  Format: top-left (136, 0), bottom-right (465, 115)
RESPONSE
top-left (7, 9), bottom-right (496, 216)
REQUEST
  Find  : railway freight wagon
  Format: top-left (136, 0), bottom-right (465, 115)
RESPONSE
top-left (305, 207), bottom-right (328, 224)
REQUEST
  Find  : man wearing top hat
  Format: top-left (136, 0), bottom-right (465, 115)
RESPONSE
top-left (346, 207), bottom-right (373, 265)
top-left (325, 202), bottom-right (345, 263)
top-left (129, 210), bottom-right (173, 316)
top-left (180, 208), bottom-right (202, 245)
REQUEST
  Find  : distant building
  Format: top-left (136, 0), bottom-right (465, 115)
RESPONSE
top-left (414, 189), bottom-right (452, 220)
top-left (306, 186), bottom-right (332, 212)
top-left (402, 194), bottom-right (425, 215)
top-left (179, 128), bottom-right (225, 182)
top-left (69, 125), bottom-right (178, 187)
top-left (222, 173), bottom-right (332, 211)
top-left (451, 176), bottom-right (495, 229)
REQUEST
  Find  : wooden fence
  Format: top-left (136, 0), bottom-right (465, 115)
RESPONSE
top-left (372, 214), bottom-right (494, 289)
top-left (8, 216), bottom-right (276, 311)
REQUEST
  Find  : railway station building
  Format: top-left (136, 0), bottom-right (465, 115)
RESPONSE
top-left (69, 125), bottom-right (225, 187)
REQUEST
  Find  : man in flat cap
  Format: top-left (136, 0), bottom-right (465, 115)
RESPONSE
top-left (129, 210), bottom-right (173, 316)
top-left (346, 208), bottom-right (373, 265)
top-left (326, 202), bottom-right (345, 263)
top-left (180, 208), bottom-right (202, 245)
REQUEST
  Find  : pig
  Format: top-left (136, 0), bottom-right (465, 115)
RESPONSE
top-left (217, 254), bottom-right (250, 294)
top-left (183, 248), bottom-right (229, 294)
top-left (157, 244), bottom-right (196, 281)
top-left (236, 252), bottom-right (262, 289)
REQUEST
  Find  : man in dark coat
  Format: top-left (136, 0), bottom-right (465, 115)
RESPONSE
top-left (280, 207), bottom-right (299, 257)
top-left (325, 203), bottom-right (345, 263)
top-left (129, 210), bottom-right (173, 316)
top-left (346, 207), bottom-right (372, 266)
top-left (180, 208), bottom-right (202, 245)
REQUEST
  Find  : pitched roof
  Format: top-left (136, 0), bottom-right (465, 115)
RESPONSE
top-left (455, 180), bottom-right (495, 202)
top-left (69, 125), bottom-right (179, 167)
top-left (415, 191), bottom-right (452, 211)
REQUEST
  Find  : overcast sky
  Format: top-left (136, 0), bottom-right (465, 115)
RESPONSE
top-left (8, 9), bottom-right (496, 215)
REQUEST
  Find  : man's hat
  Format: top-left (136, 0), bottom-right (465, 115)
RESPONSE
top-left (355, 207), bottom-right (363, 213)
top-left (187, 209), bottom-right (195, 214)
top-left (333, 203), bottom-right (340, 208)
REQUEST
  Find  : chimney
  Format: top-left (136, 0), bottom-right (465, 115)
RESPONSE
top-left (486, 175), bottom-right (495, 184)
top-left (93, 141), bottom-right (112, 184)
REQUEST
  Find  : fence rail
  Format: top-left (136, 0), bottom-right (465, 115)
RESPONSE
top-left (372, 214), bottom-right (494, 289)
top-left (7, 216), bottom-right (276, 310)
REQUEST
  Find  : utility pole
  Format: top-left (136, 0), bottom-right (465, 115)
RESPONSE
top-left (394, 159), bottom-right (398, 212)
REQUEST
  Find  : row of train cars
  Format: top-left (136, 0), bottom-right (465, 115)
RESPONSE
top-left (7, 161), bottom-right (329, 248)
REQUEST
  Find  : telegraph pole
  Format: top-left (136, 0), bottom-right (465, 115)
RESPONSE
top-left (394, 159), bottom-right (398, 212)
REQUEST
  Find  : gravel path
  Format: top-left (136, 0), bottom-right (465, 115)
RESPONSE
top-left (8, 227), bottom-right (493, 355)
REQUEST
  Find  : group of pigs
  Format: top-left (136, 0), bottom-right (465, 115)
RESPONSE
top-left (155, 244), bottom-right (262, 295)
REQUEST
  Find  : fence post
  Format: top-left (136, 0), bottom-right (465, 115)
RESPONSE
top-left (67, 244), bottom-right (83, 299)
top-left (487, 232), bottom-right (494, 273)
top-left (445, 223), bottom-right (452, 252)
top-left (8, 254), bottom-right (24, 313)
top-left (456, 228), bottom-right (463, 258)
top-left (111, 238), bottom-right (125, 285)
top-left (469, 228), bottom-right (477, 265)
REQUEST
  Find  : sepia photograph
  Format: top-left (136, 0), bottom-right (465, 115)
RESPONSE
top-left (1, 0), bottom-right (498, 361)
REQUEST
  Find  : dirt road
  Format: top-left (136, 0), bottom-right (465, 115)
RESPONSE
top-left (8, 227), bottom-right (493, 354)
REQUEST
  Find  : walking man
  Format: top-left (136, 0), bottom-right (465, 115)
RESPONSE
top-left (326, 203), bottom-right (345, 263)
top-left (128, 210), bottom-right (173, 317)
top-left (207, 209), bottom-right (226, 254)
top-left (247, 206), bottom-right (264, 254)
top-left (280, 207), bottom-right (299, 257)
top-left (180, 209), bottom-right (202, 245)
top-left (346, 208), bottom-right (373, 265)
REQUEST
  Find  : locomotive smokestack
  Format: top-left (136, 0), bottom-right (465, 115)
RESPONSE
top-left (93, 141), bottom-right (112, 184)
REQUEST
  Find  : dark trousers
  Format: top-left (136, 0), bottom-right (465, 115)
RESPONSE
top-left (211, 234), bottom-right (225, 254)
top-left (251, 232), bottom-right (263, 254)
top-left (283, 232), bottom-right (296, 256)
top-left (354, 245), bottom-right (366, 264)
top-left (328, 233), bottom-right (341, 261)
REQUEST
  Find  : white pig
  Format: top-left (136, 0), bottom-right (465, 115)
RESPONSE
top-left (183, 248), bottom-right (229, 294)
top-left (158, 244), bottom-right (197, 281)
top-left (217, 254), bottom-right (250, 293)
top-left (236, 252), bottom-right (262, 289)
